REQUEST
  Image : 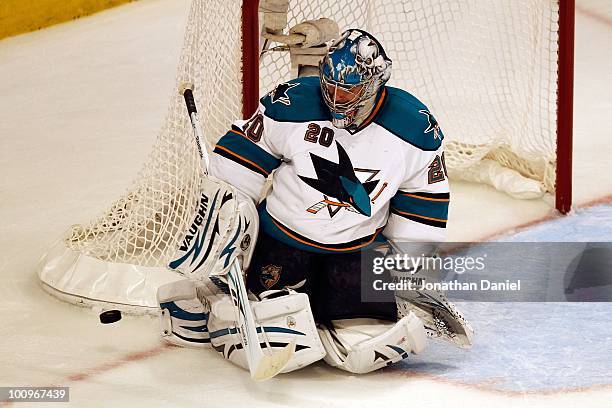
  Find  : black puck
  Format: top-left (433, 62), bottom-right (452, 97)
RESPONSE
top-left (99, 309), bottom-right (122, 324)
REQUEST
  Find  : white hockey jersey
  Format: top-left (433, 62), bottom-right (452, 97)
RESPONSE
top-left (209, 76), bottom-right (449, 253)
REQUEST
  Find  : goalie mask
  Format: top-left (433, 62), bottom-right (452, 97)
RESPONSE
top-left (319, 29), bottom-right (392, 130)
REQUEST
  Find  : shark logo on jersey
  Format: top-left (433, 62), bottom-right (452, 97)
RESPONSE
top-left (419, 109), bottom-right (442, 141)
top-left (298, 141), bottom-right (380, 217)
top-left (269, 82), bottom-right (299, 106)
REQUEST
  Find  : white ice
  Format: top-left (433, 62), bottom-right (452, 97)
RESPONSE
top-left (1, 0), bottom-right (611, 406)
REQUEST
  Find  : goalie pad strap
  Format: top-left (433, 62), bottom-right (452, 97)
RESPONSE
top-left (158, 280), bottom-right (211, 349)
top-left (207, 290), bottom-right (325, 373)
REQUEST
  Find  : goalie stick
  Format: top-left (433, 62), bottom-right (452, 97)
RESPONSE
top-left (179, 83), bottom-right (295, 381)
top-left (179, 83), bottom-right (209, 172)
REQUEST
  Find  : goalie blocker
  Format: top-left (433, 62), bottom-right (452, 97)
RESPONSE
top-left (167, 174), bottom-right (258, 280)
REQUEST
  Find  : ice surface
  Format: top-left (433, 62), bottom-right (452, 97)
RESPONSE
top-left (0, 0), bottom-right (611, 406)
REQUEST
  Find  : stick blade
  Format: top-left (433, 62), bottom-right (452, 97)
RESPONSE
top-left (251, 340), bottom-right (296, 381)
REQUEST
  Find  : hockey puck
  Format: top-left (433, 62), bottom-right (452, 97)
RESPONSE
top-left (99, 309), bottom-right (122, 324)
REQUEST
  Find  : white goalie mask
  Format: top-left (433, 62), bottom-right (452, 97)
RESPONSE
top-left (319, 29), bottom-right (392, 130)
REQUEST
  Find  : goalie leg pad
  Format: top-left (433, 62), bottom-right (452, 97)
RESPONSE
top-left (207, 290), bottom-right (326, 373)
top-left (157, 279), bottom-right (211, 348)
top-left (318, 311), bottom-right (427, 374)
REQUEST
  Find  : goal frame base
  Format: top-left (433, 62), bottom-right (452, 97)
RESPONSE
top-left (37, 241), bottom-right (184, 314)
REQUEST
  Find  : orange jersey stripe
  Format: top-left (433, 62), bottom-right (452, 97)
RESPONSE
top-left (271, 219), bottom-right (383, 252)
top-left (393, 209), bottom-right (447, 223)
top-left (229, 129), bottom-right (247, 138)
top-left (213, 145), bottom-right (269, 176)
top-left (401, 193), bottom-right (450, 203)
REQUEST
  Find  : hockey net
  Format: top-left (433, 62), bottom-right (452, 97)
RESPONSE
top-left (39, 0), bottom-right (572, 309)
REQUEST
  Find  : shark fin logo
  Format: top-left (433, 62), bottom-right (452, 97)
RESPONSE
top-left (269, 82), bottom-right (299, 106)
top-left (419, 109), bottom-right (443, 141)
top-left (299, 141), bottom-right (380, 217)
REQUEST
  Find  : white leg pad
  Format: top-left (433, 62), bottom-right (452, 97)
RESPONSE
top-left (157, 279), bottom-right (211, 348)
top-left (207, 290), bottom-right (326, 373)
top-left (318, 311), bottom-right (428, 374)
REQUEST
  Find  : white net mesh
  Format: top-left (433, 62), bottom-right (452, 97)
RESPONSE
top-left (260, 0), bottom-right (560, 192)
top-left (66, 0), bottom-right (244, 266)
top-left (65, 0), bottom-right (561, 266)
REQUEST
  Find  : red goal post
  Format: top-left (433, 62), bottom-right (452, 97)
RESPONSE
top-left (555, 0), bottom-right (575, 214)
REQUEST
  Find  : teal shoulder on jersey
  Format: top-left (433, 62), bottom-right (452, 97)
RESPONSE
top-left (260, 76), bottom-right (444, 151)
top-left (374, 86), bottom-right (444, 151)
top-left (260, 76), bottom-right (330, 123)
